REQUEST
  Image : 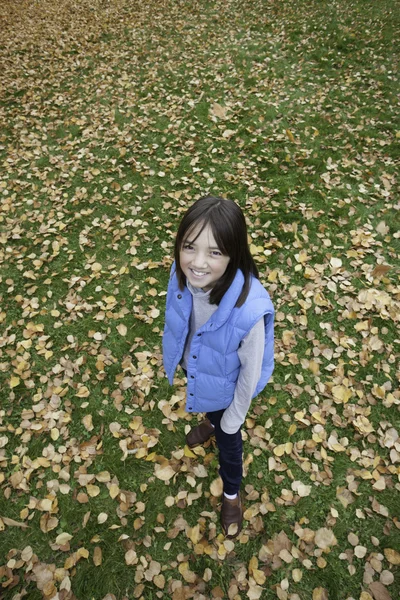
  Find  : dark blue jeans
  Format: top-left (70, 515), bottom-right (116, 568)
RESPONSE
top-left (207, 409), bottom-right (243, 496)
top-left (181, 369), bottom-right (242, 495)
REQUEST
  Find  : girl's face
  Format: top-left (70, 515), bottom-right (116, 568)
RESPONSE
top-left (180, 223), bottom-right (230, 291)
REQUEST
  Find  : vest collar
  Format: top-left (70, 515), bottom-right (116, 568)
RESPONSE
top-left (203, 269), bottom-right (244, 330)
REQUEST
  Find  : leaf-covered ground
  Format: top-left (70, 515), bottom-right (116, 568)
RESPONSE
top-left (0, 0), bottom-right (399, 599)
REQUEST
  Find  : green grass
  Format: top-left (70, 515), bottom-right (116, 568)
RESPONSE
top-left (0, 0), bottom-right (399, 598)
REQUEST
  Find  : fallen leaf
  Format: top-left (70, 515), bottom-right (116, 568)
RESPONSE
top-left (313, 588), bottom-right (328, 600)
top-left (56, 532), bottom-right (73, 545)
top-left (154, 464), bottom-right (176, 482)
top-left (369, 582), bottom-right (392, 600)
top-left (384, 548), bottom-right (400, 565)
top-left (117, 323), bottom-right (127, 336)
top-left (314, 528), bottom-right (337, 550)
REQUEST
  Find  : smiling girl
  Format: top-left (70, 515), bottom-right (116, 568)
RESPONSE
top-left (163, 195), bottom-right (274, 537)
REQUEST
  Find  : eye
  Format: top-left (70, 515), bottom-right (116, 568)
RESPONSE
top-left (183, 243), bottom-right (193, 250)
top-left (211, 250), bottom-right (222, 257)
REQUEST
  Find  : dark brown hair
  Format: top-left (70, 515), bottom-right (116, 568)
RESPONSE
top-left (174, 195), bottom-right (259, 307)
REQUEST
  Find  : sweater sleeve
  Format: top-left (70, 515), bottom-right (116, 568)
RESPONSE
top-left (220, 317), bottom-right (265, 434)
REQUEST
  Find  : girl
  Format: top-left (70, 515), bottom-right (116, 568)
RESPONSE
top-left (163, 196), bottom-right (274, 537)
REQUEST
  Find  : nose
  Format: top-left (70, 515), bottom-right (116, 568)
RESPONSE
top-left (191, 251), bottom-right (208, 269)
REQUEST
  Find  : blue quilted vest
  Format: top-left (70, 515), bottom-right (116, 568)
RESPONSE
top-left (163, 264), bottom-right (274, 413)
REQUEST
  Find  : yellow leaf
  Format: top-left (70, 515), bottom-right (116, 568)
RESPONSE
top-left (273, 444), bottom-right (286, 457)
top-left (188, 524), bottom-right (202, 545)
top-left (332, 385), bottom-right (352, 404)
top-left (96, 471), bottom-right (111, 483)
top-left (286, 129), bottom-right (295, 143)
top-left (210, 477), bottom-right (223, 497)
top-left (178, 562), bottom-right (197, 583)
top-left (249, 556), bottom-right (258, 575)
top-left (284, 442), bottom-right (293, 454)
top-left (51, 428), bottom-right (60, 441)
top-left (384, 548), bottom-right (400, 565)
top-left (253, 569), bottom-right (266, 585)
top-left (87, 485), bottom-right (100, 497)
top-left (353, 416), bottom-right (374, 435)
top-left (76, 386), bottom-right (90, 398)
top-left (10, 376), bottom-right (20, 388)
top-left (282, 330), bottom-right (295, 346)
top-left (184, 446), bottom-right (197, 458)
top-left (109, 484), bottom-right (120, 499)
top-left (64, 555), bottom-right (76, 569)
top-left (313, 588), bottom-right (328, 600)
top-left (77, 547), bottom-right (89, 559)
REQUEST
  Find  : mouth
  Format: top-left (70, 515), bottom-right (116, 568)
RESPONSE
top-left (190, 269), bottom-right (209, 277)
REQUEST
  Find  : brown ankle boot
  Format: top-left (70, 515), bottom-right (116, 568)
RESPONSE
top-left (221, 495), bottom-right (243, 538)
top-left (186, 418), bottom-right (215, 448)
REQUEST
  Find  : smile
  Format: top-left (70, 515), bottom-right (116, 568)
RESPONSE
top-left (190, 269), bottom-right (209, 277)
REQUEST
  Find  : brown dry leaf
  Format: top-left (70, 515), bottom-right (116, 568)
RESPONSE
top-left (82, 414), bottom-right (94, 431)
top-left (348, 532), bottom-right (359, 546)
top-left (222, 129), bottom-right (236, 139)
top-left (380, 571), bottom-right (394, 585)
top-left (210, 102), bottom-right (228, 120)
top-left (2, 517), bottom-right (28, 529)
top-left (40, 515), bottom-right (59, 533)
top-left (154, 574), bottom-right (166, 589)
top-left (144, 560), bottom-right (161, 581)
top-left (372, 264), bottom-right (391, 277)
top-left (117, 323), bottom-right (128, 336)
top-left (292, 481), bottom-right (311, 497)
top-left (369, 582), bottom-right (392, 600)
top-left (125, 549), bottom-right (138, 565)
top-left (247, 579), bottom-right (264, 600)
top-left (93, 546), bottom-right (102, 566)
top-left (354, 545), bottom-right (367, 558)
top-left (314, 528), bottom-right (337, 550)
top-left (55, 532), bottom-right (72, 545)
top-left (154, 464), bottom-right (176, 482)
top-left (76, 385), bottom-right (90, 398)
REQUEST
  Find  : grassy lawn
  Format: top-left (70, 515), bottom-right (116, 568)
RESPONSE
top-left (0, 0), bottom-right (399, 598)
